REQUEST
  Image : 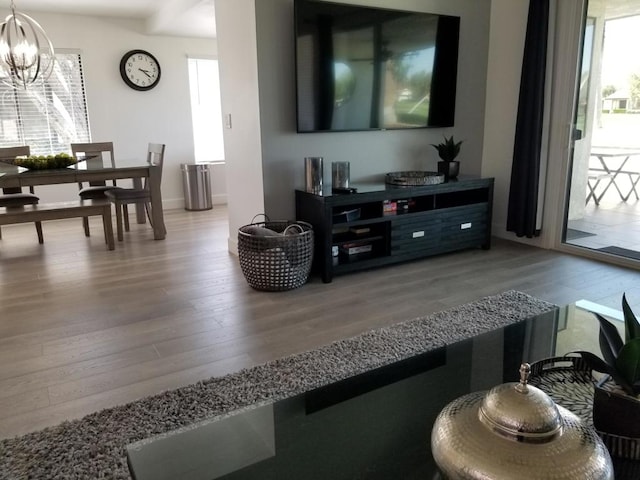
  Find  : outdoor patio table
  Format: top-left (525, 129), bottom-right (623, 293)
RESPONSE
top-left (589, 147), bottom-right (640, 203)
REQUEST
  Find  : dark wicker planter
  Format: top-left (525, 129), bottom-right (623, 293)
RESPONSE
top-left (593, 382), bottom-right (640, 438)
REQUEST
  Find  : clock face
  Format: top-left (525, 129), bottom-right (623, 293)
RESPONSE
top-left (120, 50), bottom-right (161, 91)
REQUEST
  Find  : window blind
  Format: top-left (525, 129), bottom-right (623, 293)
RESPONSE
top-left (0, 52), bottom-right (91, 155)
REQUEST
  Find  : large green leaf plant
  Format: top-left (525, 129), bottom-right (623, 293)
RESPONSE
top-left (578, 294), bottom-right (640, 397)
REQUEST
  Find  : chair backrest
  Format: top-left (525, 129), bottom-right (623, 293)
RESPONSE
top-left (71, 142), bottom-right (115, 168)
top-left (147, 143), bottom-right (166, 184)
top-left (71, 142), bottom-right (115, 187)
top-left (0, 146), bottom-right (30, 194)
top-left (0, 146), bottom-right (30, 162)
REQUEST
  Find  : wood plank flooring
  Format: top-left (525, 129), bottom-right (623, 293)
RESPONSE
top-left (0, 206), bottom-right (638, 440)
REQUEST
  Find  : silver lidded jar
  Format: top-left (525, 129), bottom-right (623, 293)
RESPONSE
top-left (431, 363), bottom-right (613, 479)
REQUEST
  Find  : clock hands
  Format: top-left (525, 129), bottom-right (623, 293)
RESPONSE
top-left (138, 68), bottom-right (152, 79)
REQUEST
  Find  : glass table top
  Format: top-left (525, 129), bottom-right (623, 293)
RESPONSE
top-left (0, 163), bottom-right (28, 175)
top-left (126, 302), bottom-right (636, 480)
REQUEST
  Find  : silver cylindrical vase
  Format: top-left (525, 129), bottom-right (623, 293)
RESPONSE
top-left (331, 161), bottom-right (350, 189)
top-left (305, 157), bottom-right (323, 194)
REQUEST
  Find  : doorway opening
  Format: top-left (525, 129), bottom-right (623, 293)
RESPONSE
top-left (187, 57), bottom-right (225, 164)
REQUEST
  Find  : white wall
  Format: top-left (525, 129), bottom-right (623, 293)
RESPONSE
top-left (215, 0), bottom-right (587, 254)
top-left (0, 9), bottom-right (225, 208)
top-left (481, 0), bottom-right (528, 238)
top-left (252, 0), bottom-right (491, 220)
top-left (214, 0), bottom-right (265, 252)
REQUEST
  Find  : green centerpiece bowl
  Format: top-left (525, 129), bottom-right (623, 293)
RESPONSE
top-left (13, 153), bottom-right (77, 170)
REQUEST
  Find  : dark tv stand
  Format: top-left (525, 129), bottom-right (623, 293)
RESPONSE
top-left (295, 176), bottom-right (494, 283)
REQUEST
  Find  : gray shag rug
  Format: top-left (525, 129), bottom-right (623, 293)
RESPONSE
top-left (0, 290), bottom-right (555, 479)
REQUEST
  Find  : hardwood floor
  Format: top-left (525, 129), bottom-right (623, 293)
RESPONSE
top-left (0, 206), bottom-right (638, 440)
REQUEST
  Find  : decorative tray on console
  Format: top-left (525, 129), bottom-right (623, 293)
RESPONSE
top-left (385, 171), bottom-right (445, 186)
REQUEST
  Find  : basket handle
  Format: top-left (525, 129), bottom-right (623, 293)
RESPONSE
top-left (250, 213), bottom-right (271, 224)
top-left (530, 354), bottom-right (592, 377)
top-left (283, 223), bottom-right (304, 235)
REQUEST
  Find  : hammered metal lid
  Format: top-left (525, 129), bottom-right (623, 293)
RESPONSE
top-left (431, 363), bottom-right (614, 480)
top-left (478, 363), bottom-right (562, 443)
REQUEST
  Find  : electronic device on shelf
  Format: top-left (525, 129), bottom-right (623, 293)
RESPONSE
top-left (332, 187), bottom-right (358, 194)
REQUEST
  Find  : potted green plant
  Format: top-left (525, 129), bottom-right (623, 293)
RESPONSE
top-left (578, 294), bottom-right (640, 438)
top-left (431, 135), bottom-right (463, 180)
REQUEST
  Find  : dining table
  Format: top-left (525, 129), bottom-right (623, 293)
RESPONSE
top-left (0, 157), bottom-right (166, 240)
top-left (589, 146), bottom-right (640, 203)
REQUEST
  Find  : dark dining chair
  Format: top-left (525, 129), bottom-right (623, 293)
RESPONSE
top-left (71, 142), bottom-right (120, 237)
top-left (105, 143), bottom-right (166, 241)
top-left (0, 145), bottom-right (43, 244)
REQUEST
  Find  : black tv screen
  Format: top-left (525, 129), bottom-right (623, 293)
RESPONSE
top-left (294, 0), bottom-right (460, 133)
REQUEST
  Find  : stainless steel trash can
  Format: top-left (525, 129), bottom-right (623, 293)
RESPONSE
top-left (181, 163), bottom-right (213, 211)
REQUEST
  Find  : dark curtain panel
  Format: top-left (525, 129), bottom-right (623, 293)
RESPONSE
top-left (506, 0), bottom-right (550, 238)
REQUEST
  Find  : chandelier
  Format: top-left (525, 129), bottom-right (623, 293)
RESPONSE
top-left (0, 0), bottom-right (55, 88)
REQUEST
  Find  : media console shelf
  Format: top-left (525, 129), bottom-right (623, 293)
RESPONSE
top-left (295, 176), bottom-right (494, 283)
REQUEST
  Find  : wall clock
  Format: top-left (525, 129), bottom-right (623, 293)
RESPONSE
top-left (119, 50), bottom-right (161, 91)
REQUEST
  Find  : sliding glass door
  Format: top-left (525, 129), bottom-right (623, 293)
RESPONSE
top-left (562, 0), bottom-right (640, 263)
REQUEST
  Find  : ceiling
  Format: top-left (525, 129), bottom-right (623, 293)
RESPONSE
top-left (6, 0), bottom-right (216, 38)
top-left (9, 0), bottom-right (640, 44)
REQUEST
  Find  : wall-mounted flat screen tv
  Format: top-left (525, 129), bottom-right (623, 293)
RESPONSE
top-left (294, 0), bottom-right (460, 133)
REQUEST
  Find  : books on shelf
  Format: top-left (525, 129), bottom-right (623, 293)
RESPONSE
top-left (340, 242), bottom-right (373, 256)
top-left (383, 198), bottom-right (415, 215)
top-left (383, 200), bottom-right (397, 215)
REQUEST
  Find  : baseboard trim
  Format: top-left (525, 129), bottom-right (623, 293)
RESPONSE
top-left (162, 195), bottom-right (227, 211)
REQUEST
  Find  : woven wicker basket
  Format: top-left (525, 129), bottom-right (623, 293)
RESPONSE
top-left (238, 219), bottom-right (314, 291)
